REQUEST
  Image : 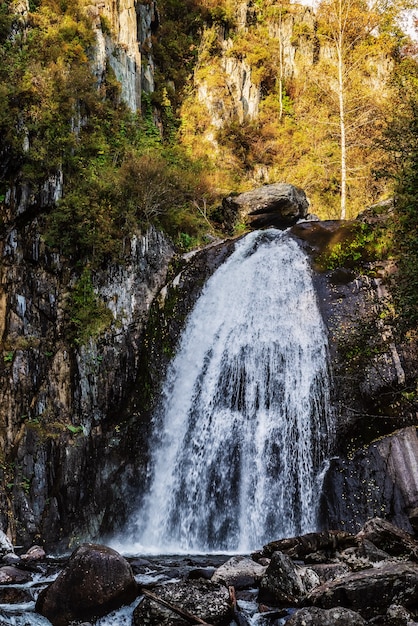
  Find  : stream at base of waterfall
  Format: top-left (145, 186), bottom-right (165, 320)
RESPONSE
top-left (0, 554), bottom-right (291, 625)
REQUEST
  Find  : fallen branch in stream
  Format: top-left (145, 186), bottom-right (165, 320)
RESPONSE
top-left (140, 588), bottom-right (214, 625)
top-left (229, 586), bottom-right (248, 626)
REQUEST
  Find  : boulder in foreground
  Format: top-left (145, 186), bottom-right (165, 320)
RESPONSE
top-left (35, 544), bottom-right (137, 626)
top-left (259, 551), bottom-right (306, 606)
top-left (211, 555), bottom-right (267, 589)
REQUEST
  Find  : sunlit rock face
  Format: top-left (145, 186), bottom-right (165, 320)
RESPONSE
top-left (191, 6), bottom-right (320, 147)
top-left (88, 0), bottom-right (157, 111)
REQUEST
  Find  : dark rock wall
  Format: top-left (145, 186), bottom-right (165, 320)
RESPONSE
top-left (319, 419), bottom-right (418, 535)
top-left (290, 220), bottom-right (418, 534)
top-left (0, 200), bottom-right (174, 547)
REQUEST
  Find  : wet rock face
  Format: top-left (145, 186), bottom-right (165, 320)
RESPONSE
top-left (127, 237), bottom-right (236, 417)
top-left (35, 544), bottom-right (137, 626)
top-left (0, 221), bottom-right (174, 547)
top-left (321, 428), bottom-right (418, 534)
top-left (289, 219), bottom-right (414, 435)
top-left (289, 217), bottom-right (418, 536)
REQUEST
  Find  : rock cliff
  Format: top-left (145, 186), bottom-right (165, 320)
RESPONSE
top-left (2, 184), bottom-right (418, 548)
top-left (289, 218), bottom-right (418, 533)
top-left (90, 0), bottom-right (158, 111)
top-left (0, 219), bottom-right (174, 546)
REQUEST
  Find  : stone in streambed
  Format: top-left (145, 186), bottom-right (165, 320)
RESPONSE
top-left (0, 565), bottom-right (32, 584)
top-left (286, 606), bottom-right (367, 625)
top-left (188, 566), bottom-right (216, 580)
top-left (258, 551), bottom-right (306, 606)
top-left (211, 555), bottom-right (267, 589)
top-left (21, 545), bottom-right (46, 562)
top-left (35, 544), bottom-right (137, 626)
top-left (0, 586), bottom-right (33, 604)
top-left (133, 579), bottom-right (233, 625)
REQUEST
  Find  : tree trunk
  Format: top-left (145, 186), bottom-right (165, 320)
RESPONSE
top-left (337, 5), bottom-right (347, 219)
top-left (279, 6), bottom-right (284, 120)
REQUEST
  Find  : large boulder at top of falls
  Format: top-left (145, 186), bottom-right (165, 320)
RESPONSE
top-left (220, 183), bottom-right (309, 232)
top-left (35, 544), bottom-right (137, 626)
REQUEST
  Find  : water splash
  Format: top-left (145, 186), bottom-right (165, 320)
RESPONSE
top-left (127, 229), bottom-right (333, 553)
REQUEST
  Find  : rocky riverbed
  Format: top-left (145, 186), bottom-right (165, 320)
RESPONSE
top-left (1, 516), bottom-right (418, 625)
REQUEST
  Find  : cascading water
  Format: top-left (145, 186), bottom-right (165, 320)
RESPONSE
top-left (127, 229), bottom-right (333, 553)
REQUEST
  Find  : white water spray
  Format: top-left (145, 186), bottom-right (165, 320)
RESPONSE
top-left (127, 230), bottom-right (333, 553)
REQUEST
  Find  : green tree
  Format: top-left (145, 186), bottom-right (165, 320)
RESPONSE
top-left (382, 53), bottom-right (418, 330)
top-left (315, 0), bottom-right (413, 219)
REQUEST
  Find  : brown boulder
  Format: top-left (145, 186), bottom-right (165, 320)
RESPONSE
top-left (21, 545), bottom-right (46, 562)
top-left (308, 561), bottom-right (418, 619)
top-left (35, 544), bottom-right (137, 626)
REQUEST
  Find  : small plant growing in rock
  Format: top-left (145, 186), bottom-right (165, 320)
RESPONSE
top-left (3, 351), bottom-right (13, 363)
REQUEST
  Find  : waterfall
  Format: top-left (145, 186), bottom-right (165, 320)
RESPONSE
top-left (127, 229), bottom-right (333, 553)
